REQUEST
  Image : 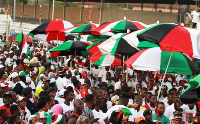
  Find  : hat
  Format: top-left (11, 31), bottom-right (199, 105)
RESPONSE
top-left (50, 78), bottom-right (56, 84)
top-left (17, 96), bottom-right (27, 102)
top-left (19, 71), bottom-right (26, 77)
top-left (161, 85), bottom-right (168, 90)
top-left (25, 77), bottom-right (31, 83)
top-left (59, 70), bottom-right (65, 76)
top-left (22, 87), bottom-right (32, 95)
top-left (0, 65), bottom-right (4, 68)
top-left (119, 92), bottom-right (130, 99)
top-left (4, 51), bottom-right (8, 54)
top-left (0, 83), bottom-right (6, 87)
top-left (50, 65), bottom-right (56, 71)
top-left (37, 111), bottom-right (49, 118)
top-left (111, 95), bottom-right (119, 104)
top-left (174, 113), bottom-right (182, 119)
top-left (80, 88), bottom-right (88, 98)
top-left (81, 71), bottom-right (87, 76)
top-left (43, 77), bottom-right (50, 82)
top-left (135, 116), bottom-right (145, 123)
top-left (98, 82), bottom-right (107, 87)
top-left (47, 87), bottom-right (56, 93)
top-left (7, 62), bottom-right (13, 67)
top-left (9, 51), bottom-right (13, 54)
top-left (51, 114), bottom-right (65, 124)
top-left (59, 89), bottom-right (66, 97)
top-left (3, 92), bottom-right (12, 98)
top-left (143, 109), bottom-right (152, 116)
top-left (11, 72), bottom-right (19, 79)
top-left (182, 79), bottom-right (188, 82)
top-left (28, 115), bottom-right (37, 122)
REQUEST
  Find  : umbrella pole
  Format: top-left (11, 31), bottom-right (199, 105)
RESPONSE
top-left (157, 52), bottom-right (173, 100)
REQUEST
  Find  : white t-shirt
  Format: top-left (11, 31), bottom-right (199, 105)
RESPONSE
top-left (93, 109), bottom-right (107, 124)
top-left (98, 69), bottom-right (114, 82)
top-left (130, 108), bottom-right (144, 120)
top-left (181, 104), bottom-right (196, 123)
top-left (164, 103), bottom-right (176, 121)
top-left (60, 102), bottom-right (74, 117)
top-left (192, 10), bottom-right (200, 23)
top-left (56, 77), bottom-right (67, 90)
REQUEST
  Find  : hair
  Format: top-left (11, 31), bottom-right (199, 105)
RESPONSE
top-left (157, 102), bottom-right (165, 107)
top-left (136, 83), bottom-right (142, 87)
top-left (37, 98), bottom-right (48, 110)
top-left (141, 87), bottom-right (148, 92)
top-left (64, 90), bottom-right (74, 98)
top-left (113, 89), bottom-right (121, 96)
top-left (95, 97), bottom-right (103, 106)
top-left (149, 94), bottom-right (156, 99)
top-left (0, 109), bottom-right (8, 117)
top-left (10, 105), bottom-right (19, 115)
top-left (12, 83), bottom-right (23, 95)
top-left (10, 115), bottom-right (18, 124)
top-left (84, 94), bottom-right (94, 102)
top-left (147, 92), bottom-right (152, 95)
top-left (39, 91), bottom-right (49, 98)
top-left (169, 88), bottom-right (177, 94)
top-left (49, 83), bottom-right (56, 88)
top-left (73, 80), bottom-right (80, 87)
top-left (66, 86), bottom-right (74, 92)
top-left (121, 86), bottom-right (132, 93)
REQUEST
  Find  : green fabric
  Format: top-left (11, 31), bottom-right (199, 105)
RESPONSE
top-left (86, 40), bottom-right (102, 50)
top-left (16, 33), bottom-right (23, 42)
top-left (137, 23), bottom-right (176, 35)
top-left (93, 54), bottom-right (106, 66)
top-left (70, 24), bottom-right (88, 33)
top-left (152, 114), bottom-right (170, 124)
top-left (34, 111), bottom-right (51, 124)
top-left (36, 66), bottom-right (45, 83)
top-left (137, 41), bottom-right (159, 50)
top-left (27, 56), bottom-right (32, 60)
top-left (189, 74), bottom-right (200, 88)
top-left (110, 33), bottom-right (126, 54)
top-left (26, 47), bottom-right (30, 56)
top-left (119, 107), bottom-right (132, 116)
top-left (160, 52), bottom-right (193, 75)
top-left (80, 51), bottom-right (89, 56)
top-left (29, 33), bottom-right (34, 39)
top-left (49, 42), bottom-right (73, 52)
top-left (111, 20), bottom-right (126, 33)
top-left (183, 76), bottom-right (193, 82)
top-left (19, 71), bottom-right (26, 77)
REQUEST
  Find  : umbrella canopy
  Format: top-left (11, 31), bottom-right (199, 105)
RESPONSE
top-left (9, 33), bottom-right (34, 43)
top-left (137, 41), bottom-right (159, 50)
top-left (89, 51), bottom-right (121, 66)
top-left (98, 33), bottom-right (139, 55)
top-left (30, 19), bottom-right (73, 42)
top-left (49, 41), bottom-right (89, 57)
top-left (70, 23), bottom-right (98, 34)
top-left (86, 41), bottom-right (104, 54)
top-left (111, 20), bottom-right (146, 33)
top-left (124, 47), bottom-right (196, 75)
top-left (137, 23), bottom-right (200, 58)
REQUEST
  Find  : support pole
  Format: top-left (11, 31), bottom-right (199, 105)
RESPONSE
top-left (63, 0), bottom-right (66, 20)
top-left (52, 0), bottom-right (55, 20)
top-left (34, 0), bottom-right (36, 18)
top-left (13, 0), bottom-right (16, 21)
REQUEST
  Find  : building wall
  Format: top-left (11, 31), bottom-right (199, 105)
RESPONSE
top-left (2, 5), bottom-right (178, 24)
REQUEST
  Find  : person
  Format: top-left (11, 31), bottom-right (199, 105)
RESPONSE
top-left (152, 102), bottom-right (170, 124)
top-left (76, 115), bottom-right (90, 124)
top-left (35, 77), bottom-right (50, 98)
top-left (68, 99), bottom-right (84, 124)
top-left (0, 82), bottom-right (6, 105)
top-left (143, 109), bottom-right (155, 124)
top-left (60, 89), bottom-right (74, 121)
top-left (73, 80), bottom-right (81, 99)
top-left (191, 7), bottom-right (200, 28)
top-left (131, 95), bottom-right (144, 120)
top-left (37, 111), bottom-right (49, 124)
top-left (17, 96), bottom-right (31, 120)
top-left (47, 87), bottom-right (58, 104)
top-left (0, 92), bottom-right (12, 116)
top-left (143, 95), bottom-right (157, 114)
top-left (9, 91), bottom-right (17, 105)
top-left (101, 90), bottom-right (112, 113)
top-left (163, 93), bottom-right (174, 109)
top-left (56, 70), bottom-right (68, 90)
top-left (9, 115), bottom-right (21, 124)
top-left (0, 109), bottom-right (10, 123)
top-left (28, 115), bottom-right (39, 124)
top-left (107, 92), bottom-right (134, 123)
top-left (83, 94), bottom-right (95, 122)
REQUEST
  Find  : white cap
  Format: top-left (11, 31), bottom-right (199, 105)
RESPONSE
top-left (0, 83), bottom-right (6, 87)
top-left (11, 72), bottom-right (19, 79)
top-left (0, 65), bottom-right (4, 68)
top-left (4, 51), bottom-right (8, 54)
top-left (59, 89), bottom-right (66, 97)
top-left (17, 96), bottom-right (27, 102)
top-left (25, 77), bottom-right (31, 83)
top-left (9, 51), bottom-right (13, 54)
top-left (50, 78), bottom-right (56, 83)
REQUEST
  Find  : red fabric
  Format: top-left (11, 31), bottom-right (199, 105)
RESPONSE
top-left (118, 110), bottom-right (123, 119)
top-left (74, 87), bottom-right (80, 94)
top-left (50, 51), bottom-right (61, 57)
top-left (142, 104), bottom-right (150, 109)
top-left (0, 105), bottom-right (11, 116)
top-left (159, 26), bottom-right (193, 58)
top-left (24, 35), bottom-right (34, 43)
top-left (131, 21), bottom-right (146, 30)
top-left (87, 42), bottom-right (103, 54)
top-left (80, 88), bottom-right (88, 98)
top-left (20, 64), bottom-right (25, 71)
top-left (76, 62), bottom-right (85, 68)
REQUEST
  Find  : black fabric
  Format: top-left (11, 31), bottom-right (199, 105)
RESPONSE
top-left (82, 24), bottom-right (92, 34)
top-left (182, 53), bottom-right (197, 75)
top-left (70, 41), bottom-right (88, 50)
top-left (116, 38), bottom-right (139, 54)
top-left (30, 22), bottom-right (49, 35)
top-left (55, 50), bottom-right (88, 56)
top-left (125, 20), bottom-right (139, 32)
top-left (180, 86), bottom-right (198, 104)
top-left (101, 103), bottom-right (107, 113)
top-left (137, 24), bottom-right (178, 44)
top-left (26, 99), bottom-right (37, 115)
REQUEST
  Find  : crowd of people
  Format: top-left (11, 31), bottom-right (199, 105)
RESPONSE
top-left (0, 41), bottom-right (198, 124)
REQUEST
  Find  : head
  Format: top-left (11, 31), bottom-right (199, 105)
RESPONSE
top-left (157, 102), bottom-right (165, 115)
top-left (105, 66), bottom-right (110, 71)
top-left (137, 75), bottom-right (142, 83)
top-left (118, 92), bottom-right (130, 106)
top-left (134, 95), bottom-right (143, 108)
top-left (73, 80), bottom-right (81, 89)
top-left (106, 72), bottom-right (111, 81)
top-left (52, 104), bottom-right (63, 116)
top-left (167, 93), bottom-right (174, 105)
top-left (95, 98), bottom-right (103, 108)
top-left (10, 105), bottom-right (21, 116)
top-left (28, 115), bottom-right (39, 124)
top-left (47, 87), bottom-right (57, 98)
top-left (94, 88), bottom-right (103, 98)
top-left (147, 80), bottom-right (154, 89)
top-left (188, 103), bottom-right (195, 110)
top-left (169, 88), bottom-right (177, 95)
top-left (136, 84), bottom-right (142, 93)
top-left (145, 92), bottom-right (152, 103)
top-left (74, 99), bottom-right (84, 113)
top-left (3, 93), bottom-right (12, 107)
top-left (10, 115), bottom-right (21, 124)
top-left (17, 98), bottom-right (26, 109)
top-left (64, 90), bottom-right (75, 101)
top-left (22, 87), bottom-right (33, 99)
top-left (102, 90), bottom-right (109, 101)
top-left (84, 94), bottom-right (96, 108)
top-left (143, 109), bottom-right (152, 122)
top-left (141, 88), bottom-right (147, 98)
top-left (37, 97), bottom-right (49, 112)
top-left (196, 7), bottom-right (200, 12)
top-left (0, 109), bottom-right (10, 120)
top-left (161, 86), bottom-right (168, 96)
top-left (149, 95), bottom-right (157, 106)
top-left (81, 71), bottom-right (87, 79)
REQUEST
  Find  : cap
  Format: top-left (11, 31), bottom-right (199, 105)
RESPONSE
top-left (47, 87), bottom-right (56, 93)
top-left (4, 51), bottom-right (8, 54)
top-left (111, 95), bottom-right (119, 104)
top-left (37, 111), bottom-right (48, 118)
top-left (11, 72), bottom-right (19, 79)
top-left (59, 89), bottom-right (66, 97)
top-left (59, 70), bottom-right (66, 76)
top-left (28, 115), bottom-right (37, 122)
top-left (143, 109), bottom-right (152, 116)
top-left (43, 77), bottom-right (50, 82)
top-left (22, 87), bottom-right (32, 95)
top-left (98, 82), bottom-right (107, 87)
top-left (25, 77), bottom-right (31, 83)
top-left (0, 65), bottom-right (4, 68)
top-left (19, 71), bottom-right (26, 77)
top-left (51, 114), bottom-right (65, 124)
top-left (17, 96), bottom-right (27, 102)
top-left (135, 116), bottom-right (145, 123)
top-left (7, 62), bottom-right (13, 67)
top-left (119, 92), bottom-right (130, 99)
top-left (81, 71), bottom-right (87, 76)
top-left (9, 51), bottom-right (13, 54)
top-left (0, 83), bottom-right (6, 87)
top-left (50, 65), bottom-right (56, 71)
top-left (50, 78), bottom-right (56, 84)
top-left (3, 92), bottom-right (12, 98)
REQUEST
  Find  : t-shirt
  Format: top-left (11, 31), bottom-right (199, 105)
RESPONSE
top-left (0, 105), bottom-right (11, 115)
top-left (181, 104), bottom-right (196, 123)
top-left (191, 10), bottom-right (200, 23)
top-left (152, 114), bottom-right (170, 124)
top-left (164, 104), bottom-right (176, 121)
top-left (60, 102), bottom-right (74, 118)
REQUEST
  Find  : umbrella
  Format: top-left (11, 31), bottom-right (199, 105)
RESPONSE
top-left (137, 41), bottom-right (159, 50)
top-left (124, 47), bottom-right (196, 75)
top-left (86, 41), bottom-right (104, 54)
top-left (49, 41), bottom-right (90, 57)
top-left (70, 23), bottom-right (98, 34)
top-left (30, 19), bottom-right (73, 42)
top-left (98, 33), bottom-right (139, 55)
top-left (89, 51), bottom-right (121, 66)
top-left (9, 33), bottom-right (34, 43)
top-left (137, 23), bottom-right (200, 58)
top-left (111, 20), bottom-right (146, 33)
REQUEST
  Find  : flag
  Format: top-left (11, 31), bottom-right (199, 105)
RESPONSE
top-left (20, 33), bottom-right (30, 56)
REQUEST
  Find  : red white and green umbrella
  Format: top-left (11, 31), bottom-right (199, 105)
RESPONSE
top-left (98, 33), bottom-right (139, 55)
top-left (124, 47), bottom-right (196, 75)
top-left (137, 23), bottom-right (200, 58)
top-left (70, 23), bottom-right (98, 34)
top-left (30, 19), bottom-right (73, 42)
top-left (137, 41), bottom-right (159, 50)
top-left (9, 33), bottom-right (34, 43)
top-left (86, 40), bottom-right (104, 54)
top-left (49, 41), bottom-right (90, 57)
top-left (89, 51), bottom-right (121, 66)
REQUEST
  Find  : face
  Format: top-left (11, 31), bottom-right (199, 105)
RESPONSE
top-left (14, 116), bottom-right (21, 124)
top-left (144, 113), bottom-right (152, 121)
top-left (75, 100), bottom-right (84, 112)
top-left (43, 102), bottom-right (49, 112)
top-left (137, 76), bottom-right (142, 83)
top-left (103, 91), bottom-right (108, 100)
top-left (145, 94), bottom-right (151, 103)
top-left (174, 119), bottom-right (182, 124)
top-left (0, 87), bottom-right (5, 95)
top-left (141, 90), bottom-right (147, 98)
top-left (25, 67), bottom-right (31, 74)
top-left (157, 104), bottom-right (165, 115)
top-left (1, 74), bottom-right (6, 80)
top-left (136, 85), bottom-right (142, 92)
top-left (3, 96), bottom-right (12, 105)
top-left (147, 81), bottom-right (153, 89)
top-left (150, 96), bottom-right (157, 105)
top-left (82, 72), bottom-right (87, 78)
top-left (38, 118), bottom-right (47, 124)
top-left (14, 76), bottom-right (20, 82)
top-left (188, 104), bottom-right (194, 110)
top-left (128, 88), bottom-right (135, 98)
top-left (95, 89), bottom-right (103, 98)
top-left (67, 92), bottom-right (75, 101)
top-left (18, 99), bottom-right (26, 108)
top-left (134, 96), bottom-right (143, 107)
top-left (49, 91), bottom-right (56, 98)
top-left (49, 97), bottom-right (55, 108)
top-left (82, 118), bottom-right (90, 124)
